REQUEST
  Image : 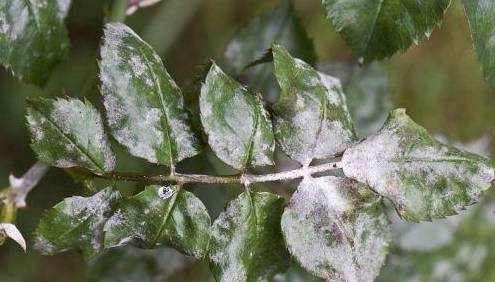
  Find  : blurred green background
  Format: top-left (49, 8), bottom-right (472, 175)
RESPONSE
top-left (1, 0), bottom-right (494, 281)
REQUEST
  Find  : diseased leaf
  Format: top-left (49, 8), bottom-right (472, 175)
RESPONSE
top-left (224, 0), bottom-right (315, 101)
top-left (0, 223), bottom-right (26, 251)
top-left (341, 109), bottom-right (495, 222)
top-left (200, 63), bottom-right (275, 170)
top-left (379, 194), bottom-right (495, 282)
top-left (26, 97), bottom-right (115, 175)
top-left (464, 0), bottom-right (495, 86)
top-left (104, 185), bottom-right (210, 258)
top-left (100, 23), bottom-right (199, 166)
top-left (34, 188), bottom-right (120, 258)
top-left (0, 0), bottom-right (71, 85)
top-left (321, 0), bottom-right (451, 60)
top-left (209, 192), bottom-right (289, 281)
top-left (88, 246), bottom-right (194, 282)
top-left (272, 44), bottom-right (357, 165)
top-left (281, 176), bottom-right (390, 281)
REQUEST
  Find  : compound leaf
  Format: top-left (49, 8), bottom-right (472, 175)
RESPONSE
top-left (342, 109), bottom-right (495, 222)
top-left (26, 97), bottom-right (115, 175)
top-left (104, 185), bottom-right (210, 259)
top-left (321, 0), bottom-right (451, 61)
top-left (34, 188), bottom-right (121, 258)
top-left (209, 191), bottom-right (289, 281)
top-left (100, 23), bottom-right (199, 166)
top-left (281, 176), bottom-right (390, 281)
top-left (0, 0), bottom-right (71, 85)
top-left (272, 44), bottom-right (356, 165)
top-left (200, 63), bottom-right (274, 170)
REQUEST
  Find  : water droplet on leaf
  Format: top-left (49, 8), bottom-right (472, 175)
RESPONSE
top-left (158, 186), bottom-right (174, 199)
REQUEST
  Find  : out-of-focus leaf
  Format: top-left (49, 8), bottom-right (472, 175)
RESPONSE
top-left (209, 192), bottom-right (289, 281)
top-left (464, 0), bottom-right (495, 87)
top-left (272, 44), bottom-right (357, 165)
top-left (127, 0), bottom-right (161, 15)
top-left (321, 0), bottom-right (451, 61)
top-left (104, 185), bottom-right (210, 258)
top-left (0, 0), bottom-right (71, 85)
top-left (26, 97), bottom-right (115, 175)
top-left (224, 0), bottom-right (315, 101)
top-left (379, 196), bottom-right (495, 281)
top-left (281, 176), bottom-right (390, 281)
top-left (100, 23), bottom-right (199, 166)
top-left (200, 63), bottom-right (274, 170)
top-left (88, 246), bottom-right (194, 282)
top-left (34, 188), bottom-right (121, 258)
top-left (342, 109), bottom-right (495, 222)
top-left (0, 223), bottom-right (26, 251)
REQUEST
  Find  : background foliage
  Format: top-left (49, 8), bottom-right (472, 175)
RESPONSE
top-left (0, 0), bottom-right (494, 281)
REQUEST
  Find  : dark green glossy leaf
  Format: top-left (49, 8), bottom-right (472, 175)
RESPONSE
top-left (0, 0), bottom-right (71, 85)
top-left (209, 192), bottom-right (289, 281)
top-left (379, 195), bottom-right (495, 282)
top-left (322, 0), bottom-right (451, 60)
top-left (281, 176), bottom-right (390, 281)
top-left (224, 0), bottom-right (315, 101)
top-left (104, 185), bottom-right (210, 258)
top-left (88, 246), bottom-right (193, 282)
top-left (464, 0), bottom-right (495, 86)
top-left (100, 23), bottom-right (199, 166)
top-left (200, 63), bottom-right (275, 170)
top-left (342, 109), bottom-right (495, 222)
top-left (272, 45), bottom-right (357, 165)
top-left (34, 188), bottom-right (121, 258)
top-left (26, 97), bottom-right (115, 175)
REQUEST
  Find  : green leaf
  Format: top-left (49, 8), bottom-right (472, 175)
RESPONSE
top-left (200, 63), bottom-right (275, 170)
top-left (341, 109), bottom-right (495, 222)
top-left (26, 97), bottom-right (115, 175)
top-left (321, 0), bottom-right (451, 60)
top-left (104, 185), bottom-right (211, 258)
top-left (379, 194), bottom-right (495, 282)
top-left (209, 191), bottom-right (289, 281)
top-left (34, 188), bottom-right (121, 258)
top-left (272, 44), bottom-right (357, 165)
top-left (0, 0), bottom-right (71, 86)
top-left (100, 23), bottom-right (199, 166)
top-left (464, 0), bottom-right (495, 86)
top-left (281, 176), bottom-right (390, 281)
top-left (224, 0), bottom-right (315, 101)
top-left (88, 246), bottom-right (193, 282)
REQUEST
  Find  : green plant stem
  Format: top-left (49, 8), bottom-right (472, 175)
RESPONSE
top-left (109, 0), bottom-right (128, 23)
top-left (88, 161), bottom-right (342, 185)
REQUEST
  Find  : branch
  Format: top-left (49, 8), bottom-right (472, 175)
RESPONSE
top-left (9, 162), bottom-right (50, 208)
top-left (93, 161), bottom-right (342, 186)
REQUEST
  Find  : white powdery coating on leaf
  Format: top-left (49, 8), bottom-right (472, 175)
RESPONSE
top-left (282, 176), bottom-right (390, 282)
top-left (341, 114), bottom-right (495, 219)
top-left (50, 99), bottom-right (115, 172)
top-left (0, 223), bottom-right (26, 251)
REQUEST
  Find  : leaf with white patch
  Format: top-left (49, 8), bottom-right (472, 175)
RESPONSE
top-left (200, 63), bottom-right (275, 170)
top-left (281, 176), bottom-right (390, 281)
top-left (464, 0), bottom-right (495, 87)
top-left (100, 23), bottom-right (199, 166)
top-left (224, 0), bottom-right (315, 101)
top-left (0, 223), bottom-right (26, 251)
top-left (26, 97), bottom-right (115, 175)
top-left (272, 44), bottom-right (357, 165)
top-left (321, 0), bottom-right (451, 61)
top-left (34, 188), bottom-right (121, 258)
top-left (209, 192), bottom-right (289, 281)
top-left (342, 109), bottom-right (495, 222)
top-left (0, 0), bottom-right (71, 85)
top-left (104, 185), bottom-right (210, 258)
